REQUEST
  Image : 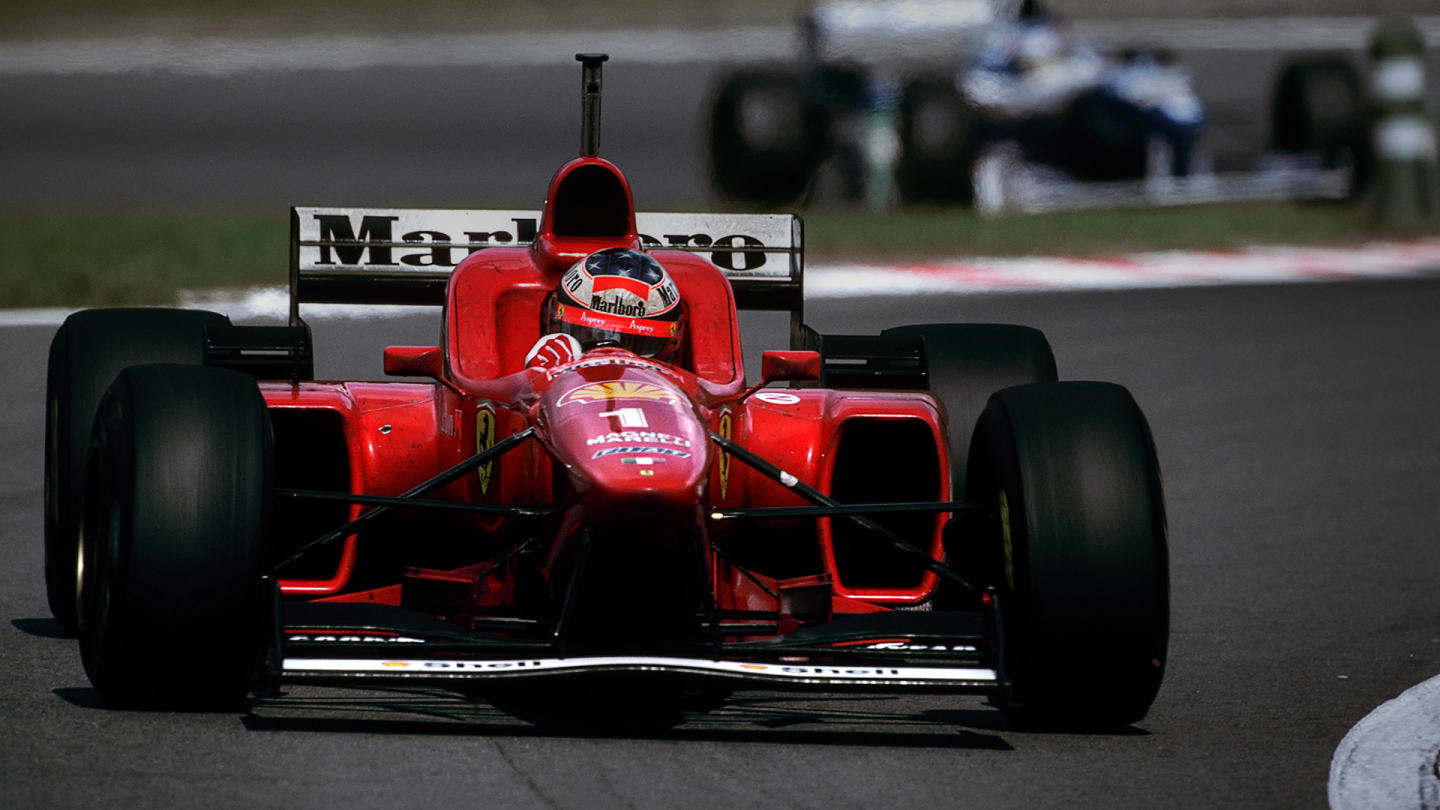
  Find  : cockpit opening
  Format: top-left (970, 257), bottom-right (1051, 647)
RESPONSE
top-left (551, 164), bottom-right (630, 237)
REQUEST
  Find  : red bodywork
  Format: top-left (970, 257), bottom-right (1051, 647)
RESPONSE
top-left (263, 157), bottom-right (951, 631)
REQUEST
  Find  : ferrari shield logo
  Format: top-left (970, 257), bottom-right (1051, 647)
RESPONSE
top-left (557, 381), bottom-right (678, 406)
top-left (717, 410), bottom-right (732, 499)
top-left (476, 403), bottom-right (496, 495)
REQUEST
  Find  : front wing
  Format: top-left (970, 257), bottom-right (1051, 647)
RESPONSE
top-left (270, 601), bottom-right (1007, 695)
top-left (284, 657), bottom-right (997, 691)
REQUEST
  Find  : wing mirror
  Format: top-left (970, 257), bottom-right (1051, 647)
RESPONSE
top-left (760, 350), bottom-right (821, 383)
top-left (383, 346), bottom-right (444, 379)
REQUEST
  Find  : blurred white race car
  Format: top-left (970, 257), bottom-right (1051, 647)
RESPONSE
top-left (708, 0), bottom-right (1207, 206)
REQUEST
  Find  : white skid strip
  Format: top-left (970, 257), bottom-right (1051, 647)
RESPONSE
top-left (284, 655), bottom-right (996, 685)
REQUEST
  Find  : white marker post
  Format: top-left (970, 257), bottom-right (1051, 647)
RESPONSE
top-left (1369, 17), bottom-right (1438, 229)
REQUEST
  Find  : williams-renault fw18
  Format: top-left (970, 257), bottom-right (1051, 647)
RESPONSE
top-left (45, 54), bottom-right (1168, 729)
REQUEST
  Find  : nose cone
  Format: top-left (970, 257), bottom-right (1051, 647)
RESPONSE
top-left (540, 366), bottom-right (711, 521)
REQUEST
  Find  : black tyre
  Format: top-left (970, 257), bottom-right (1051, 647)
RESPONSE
top-left (1270, 57), bottom-right (1368, 194)
top-left (709, 69), bottom-right (828, 204)
top-left (895, 77), bottom-right (978, 204)
top-left (881, 324), bottom-right (1056, 498)
top-left (79, 364), bottom-right (272, 708)
top-left (1272, 58), bottom-right (1362, 162)
top-left (811, 63), bottom-right (872, 203)
top-left (966, 381), bottom-right (1168, 729)
top-left (46, 308), bottom-right (228, 634)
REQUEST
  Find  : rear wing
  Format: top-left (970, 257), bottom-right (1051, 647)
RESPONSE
top-left (289, 207), bottom-right (806, 341)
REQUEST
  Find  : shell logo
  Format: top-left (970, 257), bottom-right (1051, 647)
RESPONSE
top-left (557, 381), bottom-right (679, 406)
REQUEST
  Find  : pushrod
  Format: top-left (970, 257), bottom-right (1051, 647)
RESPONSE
top-left (273, 427), bottom-right (536, 572)
top-left (711, 501), bottom-right (980, 521)
top-left (709, 431), bottom-right (976, 594)
top-left (276, 488), bottom-right (549, 517)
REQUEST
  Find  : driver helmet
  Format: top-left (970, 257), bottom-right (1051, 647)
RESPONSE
top-left (1013, 24), bottom-right (1063, 73)
top-left (544, 248), bottom-right (684, 361)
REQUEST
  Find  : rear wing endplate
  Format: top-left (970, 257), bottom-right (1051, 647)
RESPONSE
top-left (289, 207), bottom-right (805, 341)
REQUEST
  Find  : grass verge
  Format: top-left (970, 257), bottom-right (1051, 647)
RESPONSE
top-left (802, 201), bottom-right (1429, 263)
top-left (1, 202), bottom-right (1433, 309)
top-left (0, 214), bottom-right (285, 308)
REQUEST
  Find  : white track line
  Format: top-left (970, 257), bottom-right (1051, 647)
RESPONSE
top-left (1071, 16), bottom-right (1440, 52)
top-left (2, 240), bottom-right (1438, 328)
top-left (0, 27), bottom-right (794, 76)
top-left (1328, 673), bottom-right (1440, 809)
top-left (806, 240), bottom-right (1440, 298)
top-left (2, 17), bottom-right (1435, 77)
top-left (0, 288), bottom-right (434, 328)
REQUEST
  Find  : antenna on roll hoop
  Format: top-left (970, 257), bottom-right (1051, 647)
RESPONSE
top-left (576, 53), bottom-right (608, 157)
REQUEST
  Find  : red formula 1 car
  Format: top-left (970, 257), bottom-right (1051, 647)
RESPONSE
top-left (44, 55), bottom-right (1168, 729)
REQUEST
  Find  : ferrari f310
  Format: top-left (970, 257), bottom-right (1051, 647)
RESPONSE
top-left (45, 54), bottom-right (1168, 729)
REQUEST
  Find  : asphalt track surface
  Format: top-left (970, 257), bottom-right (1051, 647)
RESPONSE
top-left (3, 276), bottom-right (1440, 808)
top-left (4, 42), bottom-right (1439, 210)
top-left (4, 25), bottom-right (1440, 809)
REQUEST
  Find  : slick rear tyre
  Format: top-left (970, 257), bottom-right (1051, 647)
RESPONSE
top-left (79, 364), bottom-right (272, 709)
top-left (966, 382), bottom-right (1168, 730)
top-left (881, 324), bottom-right (1056, 498)
top-left (45, 308), bottom-right (227, 635)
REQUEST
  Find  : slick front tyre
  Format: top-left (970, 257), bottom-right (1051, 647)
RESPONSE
top-left (45, 308), bottom-right (227, 635)
top-left (79, 364), bottom-right (272, 709)
top-left (966, 381), bottom-right (1168, 730)
top-left (709, 70), bottom-right (827, 203)
top-left (1271, 58), bottom-right (1362, 164)
top-left (1270, 58), bottom-right (1367, 193)
top-left (895, 77), bottom-right (978, 204)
